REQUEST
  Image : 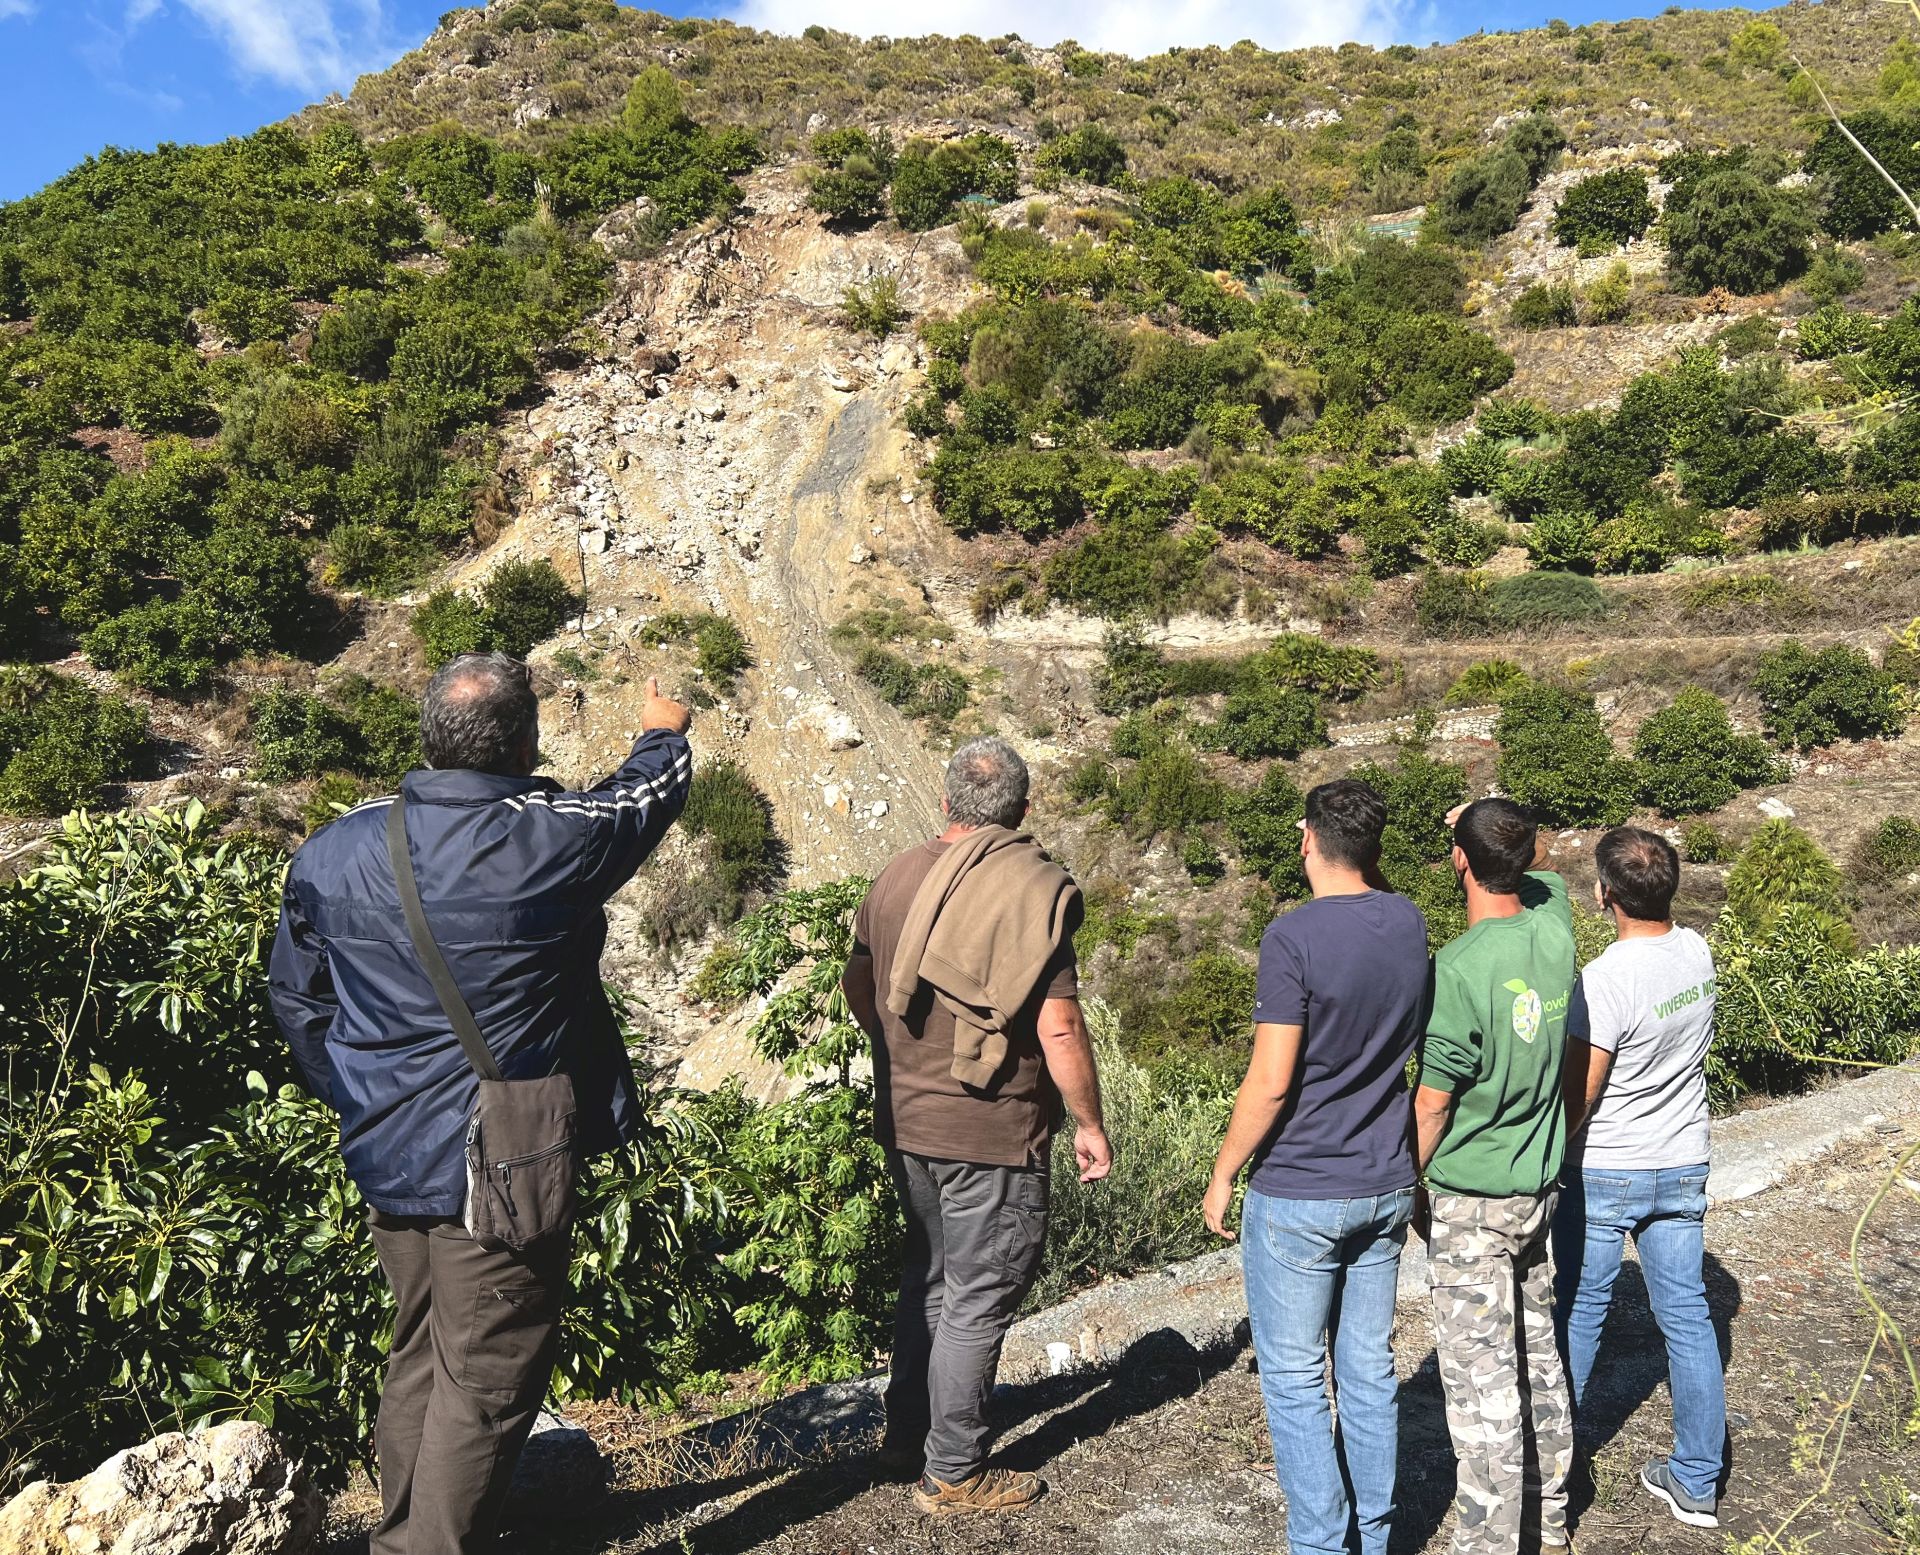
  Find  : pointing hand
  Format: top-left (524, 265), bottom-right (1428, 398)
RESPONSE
top-left (640, 676), bottom-right (691, 735)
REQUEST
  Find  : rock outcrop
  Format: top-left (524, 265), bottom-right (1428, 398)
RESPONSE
top-left (0, 1421), bottom-right (320, 1555)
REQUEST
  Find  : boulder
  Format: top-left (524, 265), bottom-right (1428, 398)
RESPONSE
top-left (0, 1422), bottom-right (321, 1555)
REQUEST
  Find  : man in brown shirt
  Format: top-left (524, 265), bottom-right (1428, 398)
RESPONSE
top-left (843, 737), bottom-right (1113, 1517)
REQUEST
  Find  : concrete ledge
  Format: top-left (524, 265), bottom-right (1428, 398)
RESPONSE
top-left (678, 1061), bottom-right (1920, 1472)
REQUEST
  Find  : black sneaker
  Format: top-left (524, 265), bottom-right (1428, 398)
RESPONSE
top-left (1641, 1458), bottom-right (1718, 1528)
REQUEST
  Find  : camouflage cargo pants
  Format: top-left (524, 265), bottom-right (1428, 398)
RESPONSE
top-left (1428, 1190), bottom-right (1574, 1555)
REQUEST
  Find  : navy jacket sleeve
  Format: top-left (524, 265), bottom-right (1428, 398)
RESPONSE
top-left (267, 877), bottom-right (338, 1107)
top-left (572, 729), bottom-right (695, 902)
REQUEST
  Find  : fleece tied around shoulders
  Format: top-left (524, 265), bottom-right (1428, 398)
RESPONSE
top-left (883, 825), bottom-right (1080, 1089)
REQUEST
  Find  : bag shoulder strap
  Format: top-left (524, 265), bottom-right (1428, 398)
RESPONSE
top-left (386, 793), bottom-right (504, 1084)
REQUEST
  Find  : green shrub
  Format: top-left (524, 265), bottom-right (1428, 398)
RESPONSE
top-left (1478, 396), bottom-right (1555, 439)
top-left (1036, 123), bottom-right (1128, 186)
top-left (1582, 261), bottom-right (1635, 324)
top-left (1125, 951), bottom-right (1257, 1072)
top-left (843, 273), bottom-right (904, 337)
top-left (411, 558), bottom-right (578, 666)
top-left (411, 589), bottom-right (490, 667)
top-left (1682, 821), bottom-right (1727, 863)
top-left (649, 758), bottom-right (785, 945)
top-left (1804, 110), bottom-right (1920, 240)
top-left (1193, 460), bottom-right (1334, 557)
top-left (251, 679), bottom-right (421, 786)
top-left (251, 691), bottom-right (356, 783)
top-left (1752, 640), bottom-right (1906, 749)
top-left (1495, 681), bottom-right (1639, 825)
top-left (0, 668), bottom-right (148, 816)
top-left (1044, 519), bottom-right (1213, 618)
top-left (1802, 244), bottom-right (1866, 304)
top-left (1327, 239), bottom-right (1466, 315)
top-left (1525, 508), bottom-right (1598, 569)
top-left (694, 616), bottom-right (752, 689)
top-left (890, 134), bottom-right (1018, 230)
top-left (1106, 736), bottom-right (1226, 840)
top-left (1724, 818), bottom-right (1853, 948)
top-left (1094, 627), bottom-right (1173, 713)
top-left (1709, 907), bottom-right (1920, 1104)
top-left (807, 128), bottom-right (894, 223)
top-left (1182, 834), bottom-right (1225, 884)
top-left (1224, 763), bottom-right (1307, 898)
top-left (1590, 500), bottom-right (1724, 574)
top-left (301, 773), bottom-right (371, 834)
top-left (1428, 514), bottom-right (1508, 568)
top-left (1661, 168), bottom-right (1812, 294)
top-left (1489, 570), bottom-right (1609, 628)
top-left (1681, 571), bottom-right (1803, 619)
top-left (1030, 1011), bottom-right (1234, 1305)
top-left (1795, 304), bottom-right (1877, 359)
top-left (1429, 149), bottom-right (1532, 245)
top-left (84, 597), bottom-right (222, 696)
top-left (1372, 314), bottom-right (1515, 424)
top-left (1506, 115), bottom-right (1566, 182)
top-left (1250, 634), bottom-right (1381, 698)
top-left (1511, 282), bottom-right (1579, 330)
top-left (1438, 434), bottom-right (1512, 497)
top-left (1416, 567), bottom-right (1495, 637)
top-left (1200, 681), bottom-right (1327, 760)
top-left (1633, 688), bottom-right (1783, 816)
top-left (1348, 746), bottom-right (1469, 900)
top-left (1444, 659), bottom-right (1532, 705)
top-left (1860, 814), bottom-right (1920, 880)
top-left (1553, 168), bottom-right (1655, 251)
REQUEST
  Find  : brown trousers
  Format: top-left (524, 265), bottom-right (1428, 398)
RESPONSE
top-left (366, 1209), bottom-right (569, 1555)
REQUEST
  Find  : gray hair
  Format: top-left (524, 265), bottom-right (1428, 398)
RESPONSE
top-left (944, 737), bottom-right (1029, 830)
top-left (421, 653), bottom-right (538, 775)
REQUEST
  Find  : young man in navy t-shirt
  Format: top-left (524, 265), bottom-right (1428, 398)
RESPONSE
top-left (1204, 779), bottom-right (1429, 1555)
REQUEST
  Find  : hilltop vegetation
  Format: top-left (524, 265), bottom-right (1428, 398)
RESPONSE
top-left (332, 2), bottom-right (1904, 207)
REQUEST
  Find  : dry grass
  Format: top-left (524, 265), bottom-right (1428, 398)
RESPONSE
top-left (317, 2), bottom-right (1909, 217)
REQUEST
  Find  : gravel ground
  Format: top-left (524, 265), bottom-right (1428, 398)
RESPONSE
top-left (325, 1106), bottom-right (1920, 1555)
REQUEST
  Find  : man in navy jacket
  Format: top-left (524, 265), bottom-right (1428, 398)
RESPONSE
top-left (269, 651), bottom-right (692, 1555)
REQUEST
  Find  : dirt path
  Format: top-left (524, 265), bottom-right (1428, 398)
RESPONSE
top-left (359, 1112), bottom-right (1918, 1555)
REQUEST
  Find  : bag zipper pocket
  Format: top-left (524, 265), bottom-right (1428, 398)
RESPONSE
top-left (490, 1137), bottom-right (574, 1225)
top-left (492, 1137), bottom-right (575, 1172)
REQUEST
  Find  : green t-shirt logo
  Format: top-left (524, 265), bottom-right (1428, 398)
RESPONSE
top-left (1505, 978), bottom-right (1542, 1044)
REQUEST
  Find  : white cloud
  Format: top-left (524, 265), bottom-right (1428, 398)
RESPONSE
top-left (175, 0), bottom-right (392, 92)
top-left (0, 0), bottom-right (36, 19)
top-left (731, 0), bottom-right (1411, 55)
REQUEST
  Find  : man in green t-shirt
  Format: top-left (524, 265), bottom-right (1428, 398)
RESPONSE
top-left (1414, 798), bottom-right (1576, 1555)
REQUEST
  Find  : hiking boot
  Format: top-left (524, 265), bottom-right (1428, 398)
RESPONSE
top-left (1641, 1457), bottom-right (1718, 1528)
top-left (912, 1467), bottom-right (1046, 1516)
top-left (871, 1438), bottom-right (924, 1481)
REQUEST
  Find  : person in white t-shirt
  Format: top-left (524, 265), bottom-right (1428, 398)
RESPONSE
top-left (1552, 827), bottom-right (1727, 1531)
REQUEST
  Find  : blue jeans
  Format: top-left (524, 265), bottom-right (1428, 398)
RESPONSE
top-left (1551, 1164), bottom-right (1726, 1501)
top-left (1243, 1186), bottom-right (1416, 1555)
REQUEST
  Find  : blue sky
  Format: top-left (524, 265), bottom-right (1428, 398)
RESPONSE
top-left (0, 0), bottom-right (1739, 205)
